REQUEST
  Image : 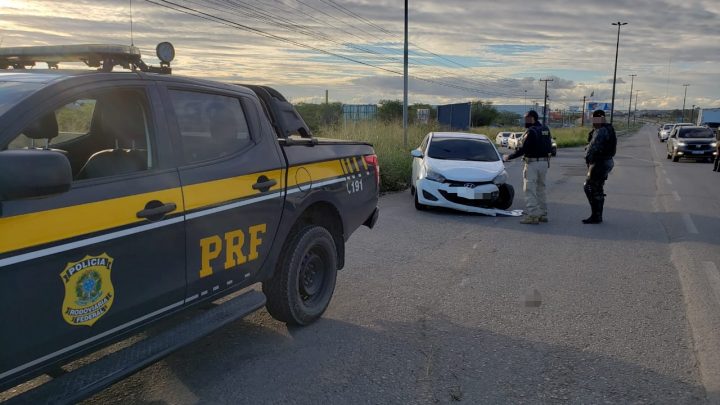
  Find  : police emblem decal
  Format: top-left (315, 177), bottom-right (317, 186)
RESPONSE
top-left (60, 253), bottom-right (115, 326)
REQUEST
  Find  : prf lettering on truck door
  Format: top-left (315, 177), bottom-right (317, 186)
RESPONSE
top-left (199, 224), bottom-right (267, 278)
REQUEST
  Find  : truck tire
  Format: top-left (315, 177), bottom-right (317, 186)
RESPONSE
top-left (263, 226), bottom-right (338, 326)
top-left (494, 183), bottom-right (514, 210)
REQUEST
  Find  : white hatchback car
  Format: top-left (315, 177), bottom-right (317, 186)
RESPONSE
top-left (411, 132), bottom-right (514, 212)
top-left (507, 132), bottom-right (525, 150)
top-left (495, 131), bottom-right (512, 147)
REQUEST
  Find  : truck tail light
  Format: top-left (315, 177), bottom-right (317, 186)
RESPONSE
top-left (364, 154), bottom-right (380, 188)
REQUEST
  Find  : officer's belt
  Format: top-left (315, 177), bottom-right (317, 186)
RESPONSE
top-left (523, 157), bottom-right (550, 162)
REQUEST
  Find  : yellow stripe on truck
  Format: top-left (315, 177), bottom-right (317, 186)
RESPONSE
top-left (0, 162), bottom-right (346, 256)
top-left (0, 188), bottom-right (184, 255)
top-left (182, 169), bottom-right (284, 211)
top-left (286, 160), bottom-right (345, 187)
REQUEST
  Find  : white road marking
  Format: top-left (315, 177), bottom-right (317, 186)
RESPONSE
top-left (666, 177), bottom-right (673, 185)
top-left (682, 213), bottom-right (699, 234)
top-left (472, 243), bottom-right (478, 250)
top-left (703, 262), bottom-right (720, 306)
top-left (672, 191), bottom-right (681, 201)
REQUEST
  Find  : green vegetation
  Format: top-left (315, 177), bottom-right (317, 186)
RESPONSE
top-left (317, 120), bottom-right (644, 192)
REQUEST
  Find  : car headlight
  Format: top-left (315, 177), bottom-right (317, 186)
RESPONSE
top-left (677, 142), bottom-right (687, 146)
top-left (425, 169), bottom-right (446, 183)
top-left (493, 170), bottom-right (508, 185)
top-left (711, 142), bottom-right (718, 148)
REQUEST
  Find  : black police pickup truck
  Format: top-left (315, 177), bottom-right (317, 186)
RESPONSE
top-left (0, 44), bottom-right (379, 403)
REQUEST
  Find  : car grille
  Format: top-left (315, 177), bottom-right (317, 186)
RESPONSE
top-left (446, 180), bottom-right (493, 187)
top-left (686, 144), bottom-right (711, 150)
top-left (439, 190), bottom-right (498, 207)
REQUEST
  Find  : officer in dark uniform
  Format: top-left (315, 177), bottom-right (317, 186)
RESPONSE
top-left (503, 110), bottom-right (553, 224)
top-left (583, 109), bottom-right (617, 224)
top-left (713, 130), bottom-right (720, 172)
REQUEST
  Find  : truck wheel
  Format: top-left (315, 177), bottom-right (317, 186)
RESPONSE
top-left (494, 183), bottom-right (514, 210)
top-left (263, 226), bottom-right (337, 326)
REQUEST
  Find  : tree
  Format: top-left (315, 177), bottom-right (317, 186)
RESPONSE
top-left (294, 102), bottom-right (343, 132)
top-left (378, 99), bottom-right (403, 122)
top-left (471, 101), bottom-right (499, 127)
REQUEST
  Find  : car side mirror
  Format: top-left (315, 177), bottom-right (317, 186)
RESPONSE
top-left (410, 149), bottom-right (423, 158)
top-left (0, 150), bottom-right (72, 201)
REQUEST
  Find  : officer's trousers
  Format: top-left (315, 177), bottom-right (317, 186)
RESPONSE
top-left (523, 160), bottom-right (548, 217)
top-left (584, 158), bottom-right (614, 215)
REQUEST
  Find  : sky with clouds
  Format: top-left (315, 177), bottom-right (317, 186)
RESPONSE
top-left (1, 0), bottom-right (719, 111)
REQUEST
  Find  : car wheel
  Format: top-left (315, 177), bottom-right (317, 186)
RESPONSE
top-left (263, 226), bottom-right (338, 326)
top-left (410, 185), bottom-right (415, 196)
top-left (672, 150), bottom-right (680, 162)
top-left (414, 190), bottom-right (427, 211)
top-left (494, 184), bottom-right (514, 210)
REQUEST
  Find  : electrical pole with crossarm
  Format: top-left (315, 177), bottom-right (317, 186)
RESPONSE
top-left (540, 78), bottom-right (553, 125)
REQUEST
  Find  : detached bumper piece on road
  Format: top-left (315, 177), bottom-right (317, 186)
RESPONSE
top-left (416, 179), bottom-right (521, 217)
top-left (6, 290), bottom-right (266, 405)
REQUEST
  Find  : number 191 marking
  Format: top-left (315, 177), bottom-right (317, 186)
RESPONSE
top-left (347, 179), bottom-right (363, 194)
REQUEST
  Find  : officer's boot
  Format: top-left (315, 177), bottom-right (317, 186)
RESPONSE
top-left (583, 196), bottom-right (604, 224)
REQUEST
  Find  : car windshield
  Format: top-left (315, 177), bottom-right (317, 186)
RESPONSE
top-left (663, 124), bottom-right (673, 129)
top-left (679, 128), bottom-right (714, 138)
top-left (427, 137), bottom-right (499, 161)
top-left (0, 81), bottom-right (40, 115)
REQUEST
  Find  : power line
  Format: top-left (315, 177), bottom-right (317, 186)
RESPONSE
top-left (145, 0), bottom-right (531, 98)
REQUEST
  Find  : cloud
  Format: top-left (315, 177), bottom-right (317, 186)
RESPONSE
top-left (607, 78), bottom-right (626, 84)
top-left (0, 0), bottom-right (718, 108)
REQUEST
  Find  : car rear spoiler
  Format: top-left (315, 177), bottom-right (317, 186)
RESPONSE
top-left (237, 84), bottom-right (313, 140)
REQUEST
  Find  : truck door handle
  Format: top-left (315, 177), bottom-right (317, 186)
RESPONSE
top-left (252, 176), bottom-right (277, 192)
top-left (137, 201), bottom-right (177, 220)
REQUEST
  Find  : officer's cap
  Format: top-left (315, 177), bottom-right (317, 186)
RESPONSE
top-left (592, 109), bottom-right (606, 117)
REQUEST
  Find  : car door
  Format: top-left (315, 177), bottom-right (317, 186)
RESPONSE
top-left (0, 80), bottom-right (186, 384)
top-left (159, 84), bottom-right (286, 302)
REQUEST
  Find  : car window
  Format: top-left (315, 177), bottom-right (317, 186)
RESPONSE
top-left (427, 137), bottom-right (499, 162)
top-left (679, 128), bottom-right (714, 138)
top-left (4, 88), bottom-right (154, 181)
top-left (169, 90), bottom-right (251, 164)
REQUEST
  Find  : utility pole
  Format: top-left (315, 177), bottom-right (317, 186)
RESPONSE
top-left (627, 74), bottom-right (636, 127)
top-left (691, 104), bottom-right (695, 123)
top-left (524, 89), bottom-right (527, 111)
top-left (540, 78), bottom-right (553, 125)
top-left (610, 21), bottom-right (628, 124)
top-left (681, 83), bottom-right (690, 122)
top-left (402, 0), bottom-right (408, 148)
top-left (634, 90), bottom-right (639, 123)
top-left (581, 96), bottom-right (587, 126)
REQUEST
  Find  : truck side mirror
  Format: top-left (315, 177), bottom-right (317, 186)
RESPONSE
top-left (410, 149), bottom-right (423, 158)
top-left (0, 150), bottom-right (72, 201)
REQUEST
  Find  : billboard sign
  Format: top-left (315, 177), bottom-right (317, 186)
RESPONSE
top-left (587, 102), bottom-right (612, 112)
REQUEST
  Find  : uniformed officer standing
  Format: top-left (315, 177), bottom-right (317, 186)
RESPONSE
top-left (503, 110), bottom-right (553, 224)
top-left (713, 130), bottom-right (720, 172)
top-left (583, 109), bottom-right (617, 224)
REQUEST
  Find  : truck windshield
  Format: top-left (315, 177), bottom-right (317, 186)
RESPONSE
top-left (679, 128), bottom-right (714, 138)
top-left (0, 81), bottom-right (40, 115)
top-left (428, 137), bottom-right (499, 162)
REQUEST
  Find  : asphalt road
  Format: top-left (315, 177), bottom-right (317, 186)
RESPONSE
top-left (71, 124), bottom-right (717, 403)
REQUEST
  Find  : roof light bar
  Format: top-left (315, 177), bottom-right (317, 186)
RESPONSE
top-left (0, 43), bottom-right (172, 74)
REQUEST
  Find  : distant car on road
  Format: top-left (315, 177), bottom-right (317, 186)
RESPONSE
top-left (658, 123), bottom-right (674, 141)
top-left (507, 132), bottom-right (525, 150)
top-left (661, 123), bottom-right (693, 142)
top-left (410, 132), bottom-right (514, 212)
top-left (495, 131), bottom-right (512, 147)
top-left (666, 126), bottom-right (717, 162)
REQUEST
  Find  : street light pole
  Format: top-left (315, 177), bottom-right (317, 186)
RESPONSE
top-left (681, 84), bottom-right (690, 122)
top-left (627, 74), bottom-right (636, 127)
top-left (634, 90), bottom-right (639, 123)
top-left (402, 0), bottom-right (408, 148)
top-left (582, 95), bottom-right (586, 126)
top-left (610, 21), bottom-right (627, 124)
